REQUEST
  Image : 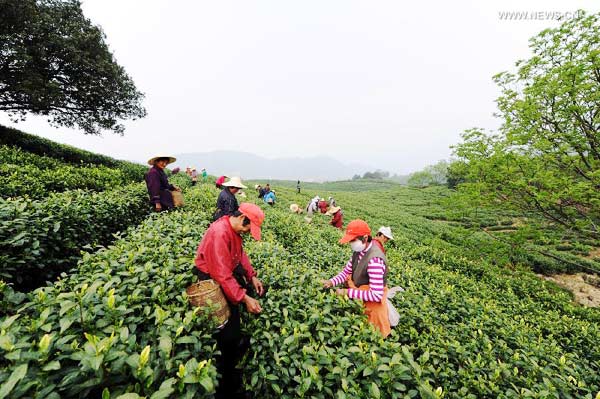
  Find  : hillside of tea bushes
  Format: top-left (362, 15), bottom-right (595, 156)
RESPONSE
top-left (1, 169), bottom-right (599, 398)
top-left (0, 128), bottom-right (158, 291)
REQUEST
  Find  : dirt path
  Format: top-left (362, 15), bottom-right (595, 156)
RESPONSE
top-left (538, 273), bottom-right (600, 307)
top-left (585, 247), bottom-right (600, 260)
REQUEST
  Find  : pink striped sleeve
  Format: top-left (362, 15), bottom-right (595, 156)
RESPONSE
top-left (347, 257), bottom-right (386, 302)
top-left (329, 257), bottom-right (353, 286)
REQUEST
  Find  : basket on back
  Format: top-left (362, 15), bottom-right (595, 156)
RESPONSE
top-left (186, 279), bottom-right (230, 326)
top-left (171, 190), bottom-right (184, 207)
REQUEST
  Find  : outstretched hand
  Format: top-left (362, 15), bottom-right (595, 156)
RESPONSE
top-left (252, 276), bottom-right (265, 297)
top-left (243, 295), bottom-right (262, 314)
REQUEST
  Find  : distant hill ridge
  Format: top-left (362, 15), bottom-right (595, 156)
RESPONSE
top-left (172, 150), bottom-right (373, 182)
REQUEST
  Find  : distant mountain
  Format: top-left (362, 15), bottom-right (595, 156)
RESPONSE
top-left (171, 151), bottom-right (372, 182)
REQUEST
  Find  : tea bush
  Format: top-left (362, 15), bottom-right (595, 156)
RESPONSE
top-left (0, 146), bottom-right (133, 198)
top-left (0, 185), bottom-right (218, 398)
top-left (0, 126), bottom-right (147, 182)
top-left (0, 184), bottom-right (149, 290)
top-left (1, 180), bottom-right (599, 398)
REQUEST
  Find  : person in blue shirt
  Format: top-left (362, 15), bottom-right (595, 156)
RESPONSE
top-left (263, 190), bottom-right (276, 206)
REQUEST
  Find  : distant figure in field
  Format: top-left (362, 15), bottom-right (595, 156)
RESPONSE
top-left (191, 168), bottom-right (198, 186)
top-left (255, 184), bottom-right (266, 199)
top-left (326, 206), bottom-right (343, 229)
top-left (216, 175), bottom-right (227, 189)
top-left (306, 195), bottom-right (319, 215)
top-left (318, 198), bottom-right (329, 214)
top-left (214, 177), bottom-right (246, 221)
top-left (171, 167), bottom-right (180, 174)
top-left (289, 203), bottom-right (303, 214)
top-left (185, 166), bottom-right (192, 176)
top-left (328, 196), bottom-right (336, 207)
top-left (297, 180), bottom-right (301, 194)
top-left (145, 155), bottom-right (181, 212)
top-left (263, 190), bottom-right (276, 206)
top-left (201, 168), bottom-right (208, 181)
top-left (373, 226), bottom-right (393, 253)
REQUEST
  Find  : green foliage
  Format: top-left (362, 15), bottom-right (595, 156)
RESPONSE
top-left (0, 187), bottom-right (219, 398)
top-left (251, 179), bottom-right (404, 193)
top-left (446, 160), bottom-right (469, 189)
top-left (453, 12), bottom-right (600, 238)
top-left (0, 126), bottom-right (148, 181)
top-left (408, 161), bottom-right (449, 187)
top-left (1, 176), bottom-right (599, 397)
top-left (361, 170), bottom-right (390, 180)
top-left (0, 0), bottom-right (146, 134)
top-left (0, 183), bottom-right (150, 290)
top-left (239, 185), bottom-right (600, 397)
top-left (0, 145), bottom-right (134, 198)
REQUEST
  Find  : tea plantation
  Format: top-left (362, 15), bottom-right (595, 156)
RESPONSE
top-left (1, 136), bottom-right (600, 398)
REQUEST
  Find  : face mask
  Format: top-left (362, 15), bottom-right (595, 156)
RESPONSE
top-left (350, 240), bottom-right (366, 252)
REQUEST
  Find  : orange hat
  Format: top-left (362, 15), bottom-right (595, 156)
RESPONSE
top-left (339, 219), bottom-right (371, 244)
top-left (238, 203), bottom-right (265, 241)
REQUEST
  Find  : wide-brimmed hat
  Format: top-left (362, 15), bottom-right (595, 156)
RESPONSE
top-left (377, 226), bottom-right (394, 240)
top-left (290, 204), bottom-right (300, 213)
top-left (147, 156), bottom-right (176, 166)
top-left (222, 176), bottom-right (247, 189)
top-left (238, 203), bottom-right (265, 240)
top-left (326, 206), bottom-right (341, 215)
top-left (339, 219), bottom-right (371, 244)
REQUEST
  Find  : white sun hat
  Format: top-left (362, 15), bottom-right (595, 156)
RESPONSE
top-left (222, 176), bottom-right (247, 189)
top-left (377, 226), bottom-right (394, 240)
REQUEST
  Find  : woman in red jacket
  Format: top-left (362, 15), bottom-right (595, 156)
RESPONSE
top-left (327, 206), bottom-right (343, 229)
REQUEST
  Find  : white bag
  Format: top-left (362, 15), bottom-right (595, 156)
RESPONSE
top-left (386, 286), bottom-right (405, 327)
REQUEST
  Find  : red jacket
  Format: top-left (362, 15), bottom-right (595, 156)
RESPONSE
top-left (330, 210), bottom-right (343, 229)
top-left (318, 201), bottom-right (328, 213)
top-left (195, 216), bottom-right (257, 304)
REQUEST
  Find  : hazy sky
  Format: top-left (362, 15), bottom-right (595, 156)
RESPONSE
top-left (2, 0), bottom-right (599, 174)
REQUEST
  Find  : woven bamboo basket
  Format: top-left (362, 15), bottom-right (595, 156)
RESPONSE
top-left (186, 279), bottom-right (230, 326)
top-left (171, 190), bottom-right (184, 207)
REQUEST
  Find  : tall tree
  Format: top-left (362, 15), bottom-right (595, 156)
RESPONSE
top-left (0, 0), bottom-right (146, 134)
top-left (407, 160), bottom-right (448, 187)
top-left (454, 12), bottom-right (600, 237)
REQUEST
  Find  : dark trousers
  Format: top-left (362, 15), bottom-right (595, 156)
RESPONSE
top-left (195, 266), bottom-right (251, 398)
top-left (214, 304), bottom-right (245, 398)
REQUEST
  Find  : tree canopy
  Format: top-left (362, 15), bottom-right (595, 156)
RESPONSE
top-left (453, 11), bottom-right (600, 237)
top-left (407, 160), bottom-right (449, 187)
top-left (0, 0), bottom-right (146, 134)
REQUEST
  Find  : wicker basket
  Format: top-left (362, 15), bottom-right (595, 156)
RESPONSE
top-left (186, 279), bottom-right (230, 326)
top-left (171, 190), bottom-right (184, 207)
